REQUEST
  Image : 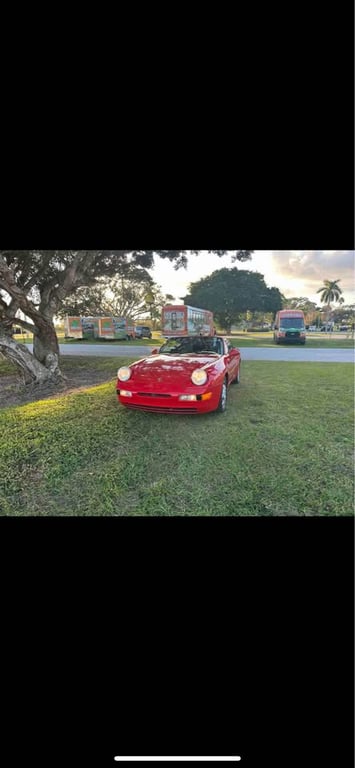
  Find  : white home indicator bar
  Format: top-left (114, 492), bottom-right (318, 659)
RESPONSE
top-left (114, 759), bottom-right (241, 763)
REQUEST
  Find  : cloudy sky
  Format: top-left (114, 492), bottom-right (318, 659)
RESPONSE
top-left (150, 250), bottom-right (355, 306)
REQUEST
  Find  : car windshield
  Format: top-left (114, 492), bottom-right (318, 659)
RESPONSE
top-left (280, 318), bottom-right (305, 329)
top-left (159, 337), bottom-right (223, 355)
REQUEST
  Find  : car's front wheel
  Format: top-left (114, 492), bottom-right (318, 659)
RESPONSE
top-left (232, 363), bottom-right (241, 384)
top-left (216, 377), bottom-right (228, 413)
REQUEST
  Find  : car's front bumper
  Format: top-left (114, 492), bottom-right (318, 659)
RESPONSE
top-left (116, 387), bottom-right (219, 414)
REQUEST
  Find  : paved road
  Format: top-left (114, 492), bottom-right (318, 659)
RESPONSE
top-left (50, 344), bottom-right (355, 363)
top-left (57, 344), bottom-right (154, 358)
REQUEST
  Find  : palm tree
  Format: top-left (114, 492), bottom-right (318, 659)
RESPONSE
top-left (317, 280), bottom-right (343, 333)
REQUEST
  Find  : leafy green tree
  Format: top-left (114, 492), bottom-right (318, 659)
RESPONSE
top-left (183, 267), bottom-right (283, 333)
top-left (331, 303), bottom-right (354, 324)
top-left (143, 292), bottom-right (176, 329)
top-left (282, 296), bottom-right (318, 313)
top-left (317, 279), bottom-right (343, 305)
top-left (59, 265), bottom-right (156, 321)
top-left (0, 250), bottom-right (253, 384)
top-left (317, 279), bottom-right (343, 330)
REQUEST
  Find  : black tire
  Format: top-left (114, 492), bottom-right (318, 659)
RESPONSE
top-left (216, 377), bottom-right (228, 413)
top-left (232, 363), bottom-right (241, 384)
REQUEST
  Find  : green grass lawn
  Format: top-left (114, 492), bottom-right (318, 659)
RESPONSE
top-left (0, 358), bottom-right (353, 516)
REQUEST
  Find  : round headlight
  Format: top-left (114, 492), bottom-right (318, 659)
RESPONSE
top-left (117, 366), bottom-right (132, 382)
top-left (191, 369), bottom-right (208, 386)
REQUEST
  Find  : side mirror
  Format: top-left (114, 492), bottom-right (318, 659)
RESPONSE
top-left (151, 348), bottom-right (159, 355)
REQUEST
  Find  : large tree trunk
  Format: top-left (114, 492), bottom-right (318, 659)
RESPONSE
top-left (33, 323), bottom-right (63, 381)
top-left (0, 322), bottom-right (65, 386)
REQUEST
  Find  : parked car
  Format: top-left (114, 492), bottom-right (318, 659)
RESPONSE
top-left (134, 325), bottom-right (152, 339)
top-left (116, 336), bottom-right (241, 414)
top-left (307, 325), bottom-right (317, 332)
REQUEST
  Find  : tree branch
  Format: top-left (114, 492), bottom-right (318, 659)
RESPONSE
top-left (0, 257), bottom-right (54, 331)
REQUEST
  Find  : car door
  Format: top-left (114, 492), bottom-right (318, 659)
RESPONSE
top-left (224, 340), bottom-right (239, 381)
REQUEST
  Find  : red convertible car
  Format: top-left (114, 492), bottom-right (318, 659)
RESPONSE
top-left (116, 336), bottom-right (241, 414)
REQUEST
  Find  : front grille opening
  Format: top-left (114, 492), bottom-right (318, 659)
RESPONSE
top-left (137, 392), bottom-right (171, 398)
top-left (126, 404), bottom-right (198, 413)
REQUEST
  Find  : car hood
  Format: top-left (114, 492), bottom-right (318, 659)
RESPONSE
top-left (130, 354), bottom-right (217, 385)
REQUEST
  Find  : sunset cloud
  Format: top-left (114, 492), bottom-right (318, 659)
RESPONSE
top-left (151, 250), bottom-right (355, 305)
top-left (270, 251), bottom-right (355, 299)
